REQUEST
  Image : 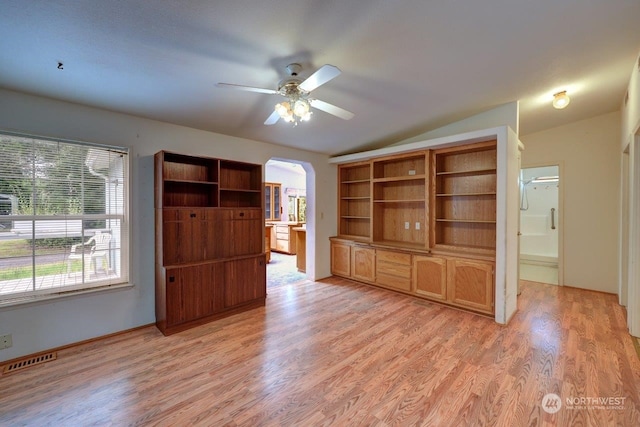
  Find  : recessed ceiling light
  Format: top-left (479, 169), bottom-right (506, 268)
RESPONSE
top-left (552, 91), bottom-right (570, 109)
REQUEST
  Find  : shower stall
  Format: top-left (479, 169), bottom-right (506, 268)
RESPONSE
top-left (519, 165), bottom-right (560, 285)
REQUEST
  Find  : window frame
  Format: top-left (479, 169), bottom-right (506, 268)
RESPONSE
top-left (0, 130), bottom-right (132, 306)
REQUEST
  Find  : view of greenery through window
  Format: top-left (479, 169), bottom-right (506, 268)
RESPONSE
top-left (0, 138), bottom-right (105, 216)
top-left (0, 134), bottom-right (127, 297)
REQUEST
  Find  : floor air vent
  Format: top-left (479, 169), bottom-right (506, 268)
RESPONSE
top-left (3, 352), bottom-right (57, 374)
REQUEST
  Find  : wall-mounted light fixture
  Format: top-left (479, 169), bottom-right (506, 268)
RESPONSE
top-left (552, 91), bottom-right (570, 109)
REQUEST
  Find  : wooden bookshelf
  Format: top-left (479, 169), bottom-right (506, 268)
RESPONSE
top-left (371, 152), bottom-right (428, 249)
top-left (431, 141), bottom-right (497, 253)
top-left (155, 151), bottom-right (265, 335)
top-left (338, 162), bottom-right (371, 239)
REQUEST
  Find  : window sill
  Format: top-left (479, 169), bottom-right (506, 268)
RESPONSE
top-left (0, 283), bottom-right (135, 309)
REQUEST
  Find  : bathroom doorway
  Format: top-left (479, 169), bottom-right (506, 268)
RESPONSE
top-left (519, 165), bottom-right (561, 285)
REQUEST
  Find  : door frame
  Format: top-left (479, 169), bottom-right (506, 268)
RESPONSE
top-left (626, 133), bottom-right (640, 337)
top-left (518, 162), bottom-right (564, 286)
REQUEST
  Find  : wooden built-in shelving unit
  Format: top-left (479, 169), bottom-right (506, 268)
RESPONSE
top-left (338, 162), bottom-right (371, 240)
top-left (431, 141), bottom-right (497, 254)
top-left (155, 151), bottom-right (266, 335)
top-left (331, 140), bottom-right (500, 317)
top-left (371, 152), bottom-right (428, 249)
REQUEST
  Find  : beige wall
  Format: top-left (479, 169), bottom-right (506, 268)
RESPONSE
top-left (520, 111), bottom-right (621, 293)
top-left (621, 52), bottom-right (640, 148)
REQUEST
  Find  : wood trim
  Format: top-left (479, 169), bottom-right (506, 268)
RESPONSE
top-left (162, 298), bottom-right (266, 335)
top-left (0, 324), bottom-right (154, 367)
top-left (370, 149), bottom-right (429, 164)
top-left (432, 139), bottom-right (497, 155)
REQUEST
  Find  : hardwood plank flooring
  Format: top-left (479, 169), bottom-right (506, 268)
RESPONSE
top-left (1, 277), bottom-right (639, 426)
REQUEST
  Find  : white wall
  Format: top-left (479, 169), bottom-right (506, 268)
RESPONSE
top-left (620, 52), bottom-right (640, 337)
top-left (393, 101), bottom-right (519, 145)
top-left (0, 88), bottom-right (337, 361)
top-left (520, 111), bottom-right (621, 293)
top-left (621, 54), bottom-right (640, 149)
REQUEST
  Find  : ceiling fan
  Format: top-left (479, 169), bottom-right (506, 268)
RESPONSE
top-left (216, 63), bottom-right (354, 125)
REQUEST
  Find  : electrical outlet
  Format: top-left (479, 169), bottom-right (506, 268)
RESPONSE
top-left (415, 222), bottom-right (420, 230)
top-left (404, 222), bottom-right (410, 230)
top-left (0, 334), bottom-right (12, 350)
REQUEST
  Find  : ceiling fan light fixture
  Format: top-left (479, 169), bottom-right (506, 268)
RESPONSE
top-left (293, 99), bottom-right (310, 116)
top-left (218, 63), bottom-right (353, 125)
top-left (552, 91), bottom-right (570, 109)
top-left (275, 102), bottom-right (290, 116)
top-left (276, 96), bottom-right (311, 125)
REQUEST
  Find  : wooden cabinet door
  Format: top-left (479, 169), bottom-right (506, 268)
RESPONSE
top-left (221, 209), bottom-right (262, 258)
top-left (413, 256), bottom-right (447, 301)
top-left (265, 183), bottom-right (281, 221)
top-left (202, 209), bottom-right (223, 260)
top-left (272, 184), bottom-right (281, 221)
top-left (231, 213), bottom-right (262, 257)
top-left (447, 258), bottom-right (494, 314)
top-left (163, 208), bottom-right (204, 265)
top-left (165, 263), bottom-right (225, 327)
top-left (331, 242), bottom-right (351, 277)
top-left (352, 246), bottom-right (375, 282)
top-left (165, 268), bottom-right (183, 327)
top-left (224, 255), bottom-right (266, 308)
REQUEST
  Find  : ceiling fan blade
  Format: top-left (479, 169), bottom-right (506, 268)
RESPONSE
top-left (216, 82), bottom-right (278, 95)
top-left (298, 65), bottom-right (341, 92)
top-left (310, 99), bottom-right (354, 120)
top-left (264, 110), bottom-right (280, 125)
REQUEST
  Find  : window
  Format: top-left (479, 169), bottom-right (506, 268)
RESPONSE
top-left (0, 132), bottom-right (129, 305)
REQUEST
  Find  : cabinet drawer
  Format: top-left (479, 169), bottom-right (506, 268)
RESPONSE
top-left (377, 250), bottom-right (411, 266)
top-left (275, 225), bottom-right (291, 235)
top-left (230, 209), bottom-right (261, 220)
top-left (376, 260), bottom-right (411, 279)
top-left (164, 208), bottom-right (202, 221)
top-left (276, 239), bottom-right (289, 252)
top-left (377, 273), bottom-right (411, 291)
top-left (276, 231), bottom-right (289, 239)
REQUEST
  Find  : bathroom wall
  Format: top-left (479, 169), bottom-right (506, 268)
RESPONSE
top-left (520, 166), bottom-right (559, 260)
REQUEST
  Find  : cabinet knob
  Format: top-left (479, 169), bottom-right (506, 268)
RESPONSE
top-left (169, 276), bottom-right (175, 282)
top-left (190, 213), bottom-right (196, 218)
top-left (239, 212), bottom-right (245, 217)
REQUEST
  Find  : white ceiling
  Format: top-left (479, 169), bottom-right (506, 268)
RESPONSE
top-left (1, 1), bottom-right (638, 156)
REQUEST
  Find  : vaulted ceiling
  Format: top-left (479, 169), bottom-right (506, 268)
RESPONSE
top-left (1, 1), bottom-right (638, 155)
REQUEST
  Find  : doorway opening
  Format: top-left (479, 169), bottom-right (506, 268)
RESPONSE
top-left (265, 159), bottom-right (307, 288)
top-left (519, 165), bottom-right (561, 285)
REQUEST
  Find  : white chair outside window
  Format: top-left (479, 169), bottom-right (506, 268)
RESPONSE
top-left (67, 231), bottom-right (112, 278)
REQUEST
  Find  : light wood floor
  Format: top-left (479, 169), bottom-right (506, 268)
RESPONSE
top-left (1, 277), bottom-right (639, 426)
